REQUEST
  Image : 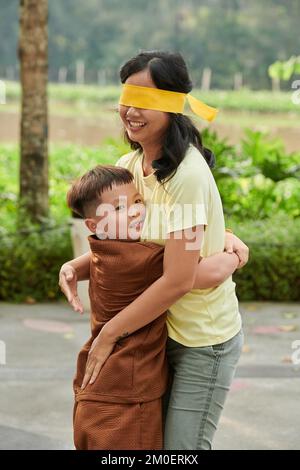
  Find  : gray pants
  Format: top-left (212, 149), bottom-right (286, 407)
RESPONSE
top-left (163, 329), bottom-right (244, 450)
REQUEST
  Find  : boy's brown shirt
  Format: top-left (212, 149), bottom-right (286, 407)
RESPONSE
top-left (74, 235), bottom-right (168, 404)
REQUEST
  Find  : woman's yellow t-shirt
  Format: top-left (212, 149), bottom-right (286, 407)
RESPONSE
top-left (115, 144), bottom-right (241, 347)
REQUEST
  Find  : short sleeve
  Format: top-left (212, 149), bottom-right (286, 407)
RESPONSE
top-left (115, 154), bottom-right (129, 168)
top-left (115, 151), bottom-right (136, 169)
top-left (165, 167), bottom-right (209, 234)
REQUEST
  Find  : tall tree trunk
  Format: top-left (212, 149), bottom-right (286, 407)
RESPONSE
top-left (19, 0), bottom-right (48, 223)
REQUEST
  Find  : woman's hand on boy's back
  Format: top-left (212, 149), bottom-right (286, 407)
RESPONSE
top-left (59, 263), bottom-right (84, 314)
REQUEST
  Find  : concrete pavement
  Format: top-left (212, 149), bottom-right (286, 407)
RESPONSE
top-left (0, 300), bottom-right (299, 450)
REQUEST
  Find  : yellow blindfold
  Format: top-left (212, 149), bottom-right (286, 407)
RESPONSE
top-left (119, 84), bottom-right (218, 122)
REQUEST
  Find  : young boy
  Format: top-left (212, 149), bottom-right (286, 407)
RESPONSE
top-left (66, 165), bottom-right (239, 450)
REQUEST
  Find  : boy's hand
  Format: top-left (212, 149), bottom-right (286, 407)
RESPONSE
top-left (224, 232), bottom-right (249, 269)
top-left (81, 329), bottom-right (116, 390)
top-left (59, 263), bottom-right (84, 314)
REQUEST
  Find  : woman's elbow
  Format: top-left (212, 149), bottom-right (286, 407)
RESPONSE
top-left (212, 268), bottom-right (225, 286)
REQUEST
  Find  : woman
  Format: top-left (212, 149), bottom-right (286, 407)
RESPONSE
top-left (59, 51), bottom-right (249, 450)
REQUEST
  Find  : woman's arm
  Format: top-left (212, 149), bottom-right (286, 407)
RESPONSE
top-left (80, 226), bottom-right (204, 388)
top-left (193, 252), bottom-right (239, 289)
top-left (59, 232), bottom-right (248, 312)
top-left (107, 226), bottom-right (203, 337)
top-left (58, 251), bottom-right (91, 313)
top-left (192, 229), bottom-right (248, 289)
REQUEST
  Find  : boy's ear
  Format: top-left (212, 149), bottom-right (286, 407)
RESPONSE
top-left (85, 218), bottom-right (96, 233)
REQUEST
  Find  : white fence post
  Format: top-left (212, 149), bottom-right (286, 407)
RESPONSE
top-left (234, 72), bottom-right (243, 90)
top-left (76, 60), bottom-right (85, 85)
top-left (0, 80), bottom-right (6, 104)
top-left (272, 77), bottom-right (280, 92)
top-left (58, 67), bottom-right (68, 83)
top-left (98, 69), bottom-right (107, 86)
top-left (0, 340), bottom-right (6, 365)
top-left (201, 67), bottom-right (212, 91)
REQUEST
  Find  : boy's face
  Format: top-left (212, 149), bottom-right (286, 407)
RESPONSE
top-left (85, 182), bottom-right (146, 241)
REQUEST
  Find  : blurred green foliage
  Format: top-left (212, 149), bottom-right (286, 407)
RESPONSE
top-left (269, 56), bottom-right (300, 81)
top-left (0, 129), bottom-right (299, 302)
top-left (204, 128), bottom-right (300, 219)
top-left (229, 215), bottom-right (300, 301)
top-left (1, 0), bottom-right (300, 89)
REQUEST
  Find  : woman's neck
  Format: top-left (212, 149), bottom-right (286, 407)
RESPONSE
top-left (141, 142), bottom-right (162, 176)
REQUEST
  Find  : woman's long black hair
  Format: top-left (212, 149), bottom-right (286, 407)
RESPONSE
top-left (119, 51), bottom-right (215, 183)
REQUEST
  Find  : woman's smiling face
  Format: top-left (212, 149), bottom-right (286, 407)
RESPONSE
top-left (118, 68), bottom-right (170, 148)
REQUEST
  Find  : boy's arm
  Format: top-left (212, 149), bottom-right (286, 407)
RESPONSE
top-left (193, 252), bottom-right (239, 289)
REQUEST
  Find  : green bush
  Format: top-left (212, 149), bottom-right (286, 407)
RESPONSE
top-left (0, 224), bottom-right (73, 302)
top-left (1, 133), bottom-right (299, 302)
top-left (203, 128), bottom-right (300, 219)
top-left (0, 139), bottom-right (130, 234)
top-left (0, 214), bottom-right (299, 302)
top-left (229, 215), bottom-right (300, 301)
top-left (1, 131), bottom-right (300, 230)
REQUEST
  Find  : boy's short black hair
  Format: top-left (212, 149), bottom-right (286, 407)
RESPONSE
top-left (67, 165), bottom-right (134, 218)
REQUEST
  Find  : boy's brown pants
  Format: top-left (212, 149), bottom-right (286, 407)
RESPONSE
top-left (73, 398), bottom-right (163, 450)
